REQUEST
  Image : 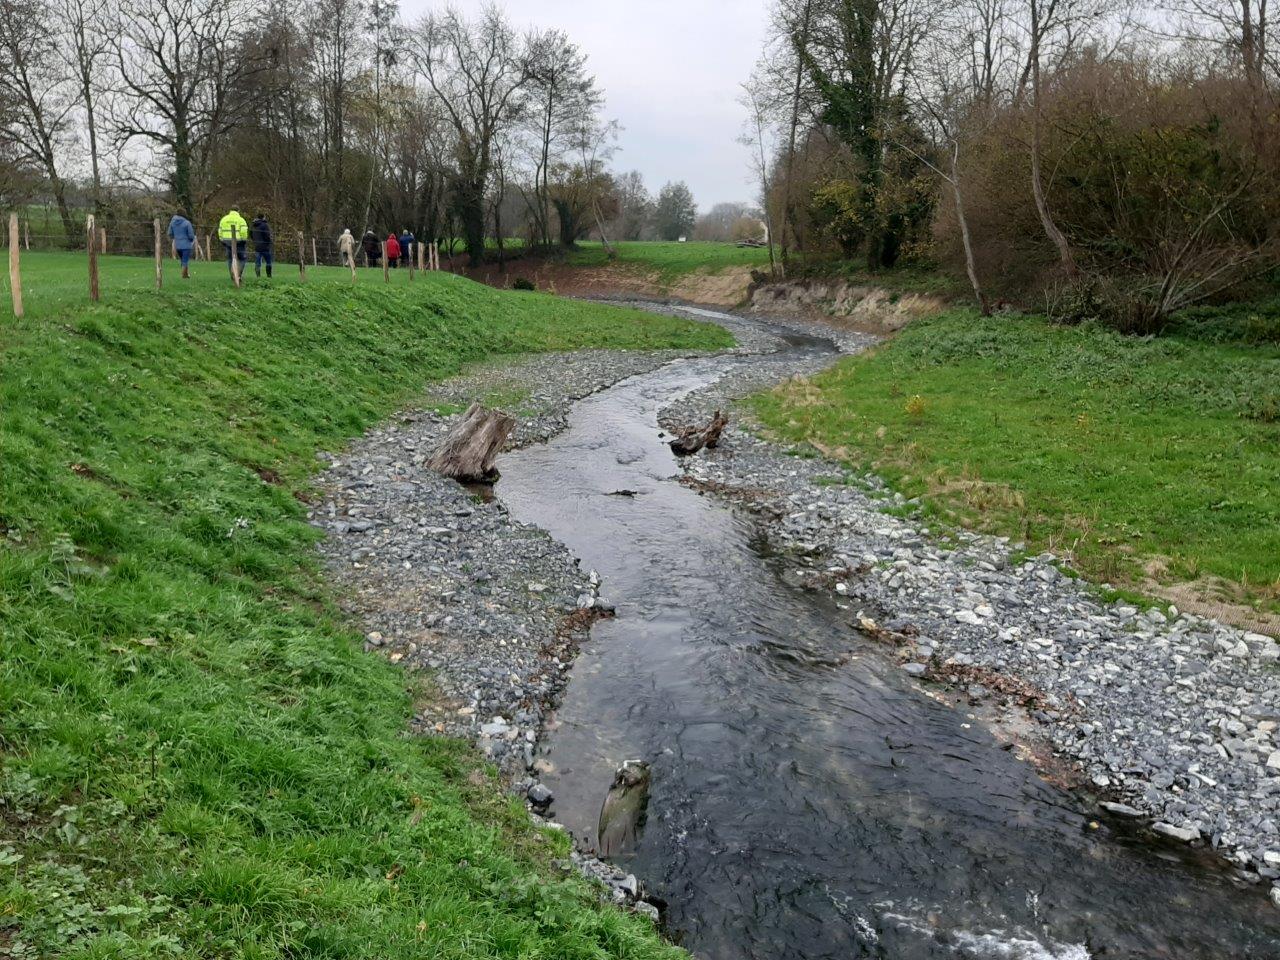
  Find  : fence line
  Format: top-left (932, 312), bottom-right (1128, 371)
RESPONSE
top-left (4, 212), bottom-right (453, 316)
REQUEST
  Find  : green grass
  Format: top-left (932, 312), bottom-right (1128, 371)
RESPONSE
top-left (752, 309), bottom-right (1280, 615)
top-left (0, 251), bottom-right (728, 958)
top-left (564, 242), bottom-right (771, 284)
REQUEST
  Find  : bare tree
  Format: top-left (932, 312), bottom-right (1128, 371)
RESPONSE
top-left (739, 71), bottom-right (780, 277)
top-left (58, 0), bottom-right (112, 214)
top-left (111, 0), bottom-right (258, 216)
top-left (0, 0), bottom-right (78, 239)
top-left (310, 0), bottom-right (366, 226)
top-left (412, 4), bottom-right (529, 266)
top-left (522, 30), bottom-right (598, 249)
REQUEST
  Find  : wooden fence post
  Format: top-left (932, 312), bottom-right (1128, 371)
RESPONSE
top-left (408, 241), bottom-right (415, 281)
top-left (311, 236), bottom-right (317, 267)
top-left (381, 242), bottom-right (389, 282)
top-left (87, 215), bottom-right (99, 302)
top-left (349, 245), bottom-right (357, 282)
top-left (153, 219), bottom-right (163, 290)
top-left (205, 234), bottom-right (213, 262)
top-left (98, 226), bottom-right (106, 254)
top-left (8, 213), bottom-right (23, 318)
top-left (23, 217), bottom-right (30, 250)
top-left (230, 225), bottom-right (241, 287)
top-left (297, 231), bottom-right (306, 282)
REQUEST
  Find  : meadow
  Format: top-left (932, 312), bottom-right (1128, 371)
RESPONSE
top-left (753, 308), bottom-right (1280, 620)
top-left (563, 241), bottom-right (772, 283)
top-left (0, 251), bottom-right (728, 958)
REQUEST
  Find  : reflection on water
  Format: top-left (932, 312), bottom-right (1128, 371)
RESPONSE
top-left (499, 320), bottom-right (1280, 960)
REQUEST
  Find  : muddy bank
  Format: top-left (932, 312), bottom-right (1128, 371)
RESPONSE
top-left (747, 277), bottom-right (946, 333)
top-left (450, 254), bottom-right (758, 308)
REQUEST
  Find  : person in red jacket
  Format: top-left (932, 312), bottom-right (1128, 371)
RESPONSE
top-left (385, 232), bottom-right (401, 268)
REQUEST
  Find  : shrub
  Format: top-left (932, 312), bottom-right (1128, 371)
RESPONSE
top-left (512, 276), bottom-right (536, 291)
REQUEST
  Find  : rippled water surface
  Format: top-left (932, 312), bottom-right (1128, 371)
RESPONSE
top-left (498, 314), bottom-right (1280, 960)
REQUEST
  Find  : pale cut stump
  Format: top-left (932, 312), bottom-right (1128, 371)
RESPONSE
top-left (426, 402), bottom-right (515, 483)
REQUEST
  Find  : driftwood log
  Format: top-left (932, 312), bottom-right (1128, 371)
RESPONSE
top-left (669, 410), bottom-right (728, 456)
top-left (426, 402), bottom-right (515, 483)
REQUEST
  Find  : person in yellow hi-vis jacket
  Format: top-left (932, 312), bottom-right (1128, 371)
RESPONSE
top-left (218, 208), bottom-right (249, 277)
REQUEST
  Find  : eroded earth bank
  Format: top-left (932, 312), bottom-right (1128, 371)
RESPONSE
top-left (314, 302), bottom-right (1280, 960)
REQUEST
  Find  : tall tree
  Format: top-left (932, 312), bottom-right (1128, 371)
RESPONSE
top-left (609, 169), bottom-right (652, 240)
top-left (522, 30), bottom-right (598, 248)
top-left (0, 0), bottom-right (77, 240)
top-left (413, 5), bottom-right (529, 266)
top-left (58, 0), bottom-right (111, 214)
top-left (111, 0), bottom-right (257, 216)
top-left (310, 0), bottom-right (365, 226)
top-left (654, 181), bottom-right (697, 241)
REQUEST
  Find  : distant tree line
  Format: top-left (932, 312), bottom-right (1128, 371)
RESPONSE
top-left (0, 0), bottom-right (706, 265)
top-left (749, 0), bottom-right (1280, 330)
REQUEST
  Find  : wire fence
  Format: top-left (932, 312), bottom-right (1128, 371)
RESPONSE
top-left (3, 210), bottom-right (454, 318)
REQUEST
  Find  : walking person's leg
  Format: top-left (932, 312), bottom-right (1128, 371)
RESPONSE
top-left (180, 247), bottom-right (191, 279)
top-left (265, 249), bottom-right (273, 278)
top-left (255, 251), bottom-right (262, 277)
top-left (222, 240), bottom-right (233, 275)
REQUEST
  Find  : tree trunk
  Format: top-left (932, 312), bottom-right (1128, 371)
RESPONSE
top-left (950, 148), bottom-right (989, 315)
top-left (1028, 3), bottom-right (1078, 277)
top-left (426, 402), bottom-right (516, 483)
top-left (670, 411), bottom-right (729, 456)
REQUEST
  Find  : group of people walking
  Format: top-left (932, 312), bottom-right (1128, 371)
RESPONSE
top-left (166, 208), bottom-right (276, 279)
top-left (165, 209), bottom-right (426, 279)
top-left (337, 228), bottom-right (419, 268)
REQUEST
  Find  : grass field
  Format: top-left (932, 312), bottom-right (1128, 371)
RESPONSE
top-left (753, 309), bottom-right (1280, 619)
top-left (564, 241), bottom-right (772, 283)
top-left (0, 252), bottom-right (728, 958)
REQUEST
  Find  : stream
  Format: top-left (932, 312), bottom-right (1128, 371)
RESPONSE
top-left (497, 310), bottom-right (1280, 959)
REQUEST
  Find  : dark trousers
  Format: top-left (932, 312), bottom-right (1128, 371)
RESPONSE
top-left (222, 240), bottom-right (246, 274)
top-left (255, 249), bottom-right (274, 277)
top-left (177, 247), bottom-right (192, 268)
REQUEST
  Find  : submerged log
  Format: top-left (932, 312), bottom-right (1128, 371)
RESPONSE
top-left (598, 760), bottom-right (650, 857)
top-left (426, 402), bottom-right (515, 483)
top-left (669, 410), bottom-right (729, 456)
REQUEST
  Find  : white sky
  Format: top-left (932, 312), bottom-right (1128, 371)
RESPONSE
top-left (398, 0), bottom-right (774, 211)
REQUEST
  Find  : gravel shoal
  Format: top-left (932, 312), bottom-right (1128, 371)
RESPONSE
top-left (311, 347), bottom-right (689, 911)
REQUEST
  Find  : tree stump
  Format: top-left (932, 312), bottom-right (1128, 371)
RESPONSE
top-left (669, 410), bottom-right (728, 456)
top-left (426, 402), bottom-right (515, 483)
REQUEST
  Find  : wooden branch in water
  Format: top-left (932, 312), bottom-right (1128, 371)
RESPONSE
top-left (669, 410), bottom-right (729, 456)
top-left (426, 402), bottom-right (515, 483)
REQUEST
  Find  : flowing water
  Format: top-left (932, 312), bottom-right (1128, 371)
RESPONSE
top-left (498, 311), bottom-right (1280, 960)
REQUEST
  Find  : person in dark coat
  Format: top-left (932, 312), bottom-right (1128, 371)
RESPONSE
top-left (167, 213), bottom-right (196, 279)
top-left (385, 232), bottom-right (401, 268)
top-left (399, 229), bottom-right (415, 267)
top-left (362, 230), bottom-right (380, 266)
top-left (250, 214), bottom-right (274, 278)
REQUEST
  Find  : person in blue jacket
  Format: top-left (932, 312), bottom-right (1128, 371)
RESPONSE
top-left (167, 213), bottom-right (196, 279)
top-left (399, 228), bottom-right (415, 267)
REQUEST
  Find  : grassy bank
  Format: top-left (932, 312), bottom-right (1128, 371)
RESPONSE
top-left (0, 252), bottom-right (728, 958)
top-left (753, 309), bottom-right (1280, 621)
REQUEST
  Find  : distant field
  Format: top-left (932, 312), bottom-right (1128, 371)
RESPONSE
top-left (1, 251), bottom-right (724, 958)
top-left (565, 241), bottom-right (772, 283)
top-left (754, 309), bottom-right (1280, 623)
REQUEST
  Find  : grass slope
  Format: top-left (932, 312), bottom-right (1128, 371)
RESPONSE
top-left (564, 242), bottom-right (770, 283)
top-left (753, 310), bottom-right (1280, 617)
top-left (0, 252), bottom-right (728, 958)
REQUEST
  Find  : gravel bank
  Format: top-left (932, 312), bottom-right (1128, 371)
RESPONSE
top-left (310, 347), bottom-right (691, 913)
top-left (660, 306), bottom-right (1280, 905)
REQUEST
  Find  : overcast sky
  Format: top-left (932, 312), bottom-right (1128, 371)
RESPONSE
top-left (398, 0), bottom-right (773, 212)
